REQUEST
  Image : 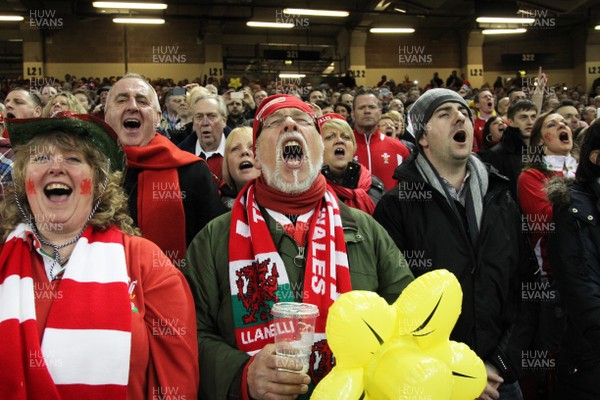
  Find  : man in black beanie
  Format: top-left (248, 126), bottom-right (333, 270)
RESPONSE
top-left (374, 88), bottom-right (540, 400)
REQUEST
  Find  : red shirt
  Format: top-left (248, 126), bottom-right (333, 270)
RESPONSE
top-left (353, 130), bottom-right (410, 190)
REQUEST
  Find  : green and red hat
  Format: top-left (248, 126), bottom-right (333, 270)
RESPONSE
top-left (5, 111), bottom-right (125, 172)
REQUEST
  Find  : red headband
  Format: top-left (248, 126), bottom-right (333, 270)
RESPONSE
top-left (252, 94), bottom-right (315, 149)
top-left (317, 113), bottom-right (348, 132)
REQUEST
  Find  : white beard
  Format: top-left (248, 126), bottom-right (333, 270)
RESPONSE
top-left (257, 131), bottom-right (323, 194)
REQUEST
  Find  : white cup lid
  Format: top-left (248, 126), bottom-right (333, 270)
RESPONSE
top-left (271, 302), bottom-right (319, 318)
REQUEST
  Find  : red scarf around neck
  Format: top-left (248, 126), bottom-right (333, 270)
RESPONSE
top-left (328, 165), bottom-right (376, 215)
top-left (124, 133), bottom-right (200, 264)
top-left (254, 174), bottom-right (327, 215)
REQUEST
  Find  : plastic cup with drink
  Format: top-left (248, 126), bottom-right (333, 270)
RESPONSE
top-left (271, 302), bottom-right (319, 374)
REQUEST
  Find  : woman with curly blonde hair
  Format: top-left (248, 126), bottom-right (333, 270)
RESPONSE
top-left (0, 114), bottom-right (198, 399)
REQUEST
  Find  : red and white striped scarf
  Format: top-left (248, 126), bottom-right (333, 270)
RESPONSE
top-left (0, 223), bottom-right (131, 400)
top-left (229, 182), bottom-right (352, 381)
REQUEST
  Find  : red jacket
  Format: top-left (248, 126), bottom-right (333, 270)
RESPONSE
top-left (474, 117), bottom-right (486, 152)
top-left (27, 233), bottom-right (199, 400)
top-left (353, 130), bottom-right (410, 190)
top-left (518, 168), bottom-right (563, 280)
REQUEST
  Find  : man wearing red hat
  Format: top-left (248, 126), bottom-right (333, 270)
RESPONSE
top-left (183, 94), bottom-right (414, 400)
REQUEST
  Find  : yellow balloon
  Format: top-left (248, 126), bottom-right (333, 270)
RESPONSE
top-left (425, 340), bottom-right (486, 399)
top-left (325, 290), bottom-right (397, 368)
top-left (447, 341), bottom-right (487, 400)
top-left (394, 269), bottom-right (462, 350)
top-left (311, 367), bottom-right (364, 400)
top-left (365, 339), bottom-right (453, 400)
top-left (425, 341), bottom-right (453, 365)
top-left (315, 271), bottom-right (485, 400)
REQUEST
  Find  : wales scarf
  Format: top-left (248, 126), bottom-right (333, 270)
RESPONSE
top-left (0, 224), bottom-right (131, 400)
top-left (229, 177), bottom-right (352, 382)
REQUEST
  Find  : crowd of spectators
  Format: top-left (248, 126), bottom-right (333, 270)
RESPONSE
top-left (1, 67), bottom-right (599, 400)
top-left (0, 70), bottom-right (596, 125)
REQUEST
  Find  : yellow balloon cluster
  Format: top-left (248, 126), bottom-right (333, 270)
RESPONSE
top-left (311, 269), bottom-right (486, 400)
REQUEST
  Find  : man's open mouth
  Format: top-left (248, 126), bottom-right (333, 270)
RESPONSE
top-left (123, 119), bottom-right (141, 129)
top-left (44, 183), bottom-right (73, 201)
top-left (453, 131), bottom-right (467, 143)
top-left (282, 140), bottom-right (304, 167)
top-left (6, 112), bottom-right (15, 119)
top-left (487, 102), bottom-right (493, 108)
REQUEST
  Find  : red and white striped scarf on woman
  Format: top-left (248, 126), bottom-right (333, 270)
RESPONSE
top-left (0, 223), bottom-right (131, 400)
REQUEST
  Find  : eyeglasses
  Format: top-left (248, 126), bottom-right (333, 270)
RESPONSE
top-left (262, 113), bottom-right (315, 130)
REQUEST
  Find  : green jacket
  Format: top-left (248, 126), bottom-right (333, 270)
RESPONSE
top-left (183, 201), bottom-right (413, 400)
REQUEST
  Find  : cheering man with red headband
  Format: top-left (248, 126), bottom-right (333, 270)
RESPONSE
top-left (183, 94), bottom-right (413, 400)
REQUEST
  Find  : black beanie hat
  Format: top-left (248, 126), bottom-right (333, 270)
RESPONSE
top-left (409, 88), bottom-right (472, 141)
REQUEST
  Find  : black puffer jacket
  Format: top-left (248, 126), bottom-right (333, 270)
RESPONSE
top-left (374, 158), bottom-right (540, 383)
top-left (548, 178), bottom-right (600, 397)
